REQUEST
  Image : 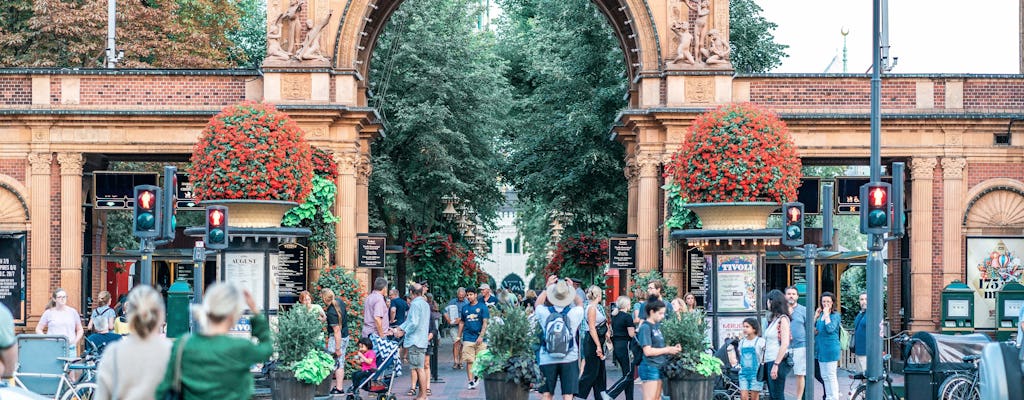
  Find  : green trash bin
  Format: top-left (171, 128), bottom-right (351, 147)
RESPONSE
top-left (166, 279), bottom-right (193, 338)
top-left (940, 280), bottom-right (975, 335)
top-left (996, 282), bottom-right (1024, 342)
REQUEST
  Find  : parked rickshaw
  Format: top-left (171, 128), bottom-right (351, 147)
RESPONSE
top-left (903, 332), bottom-right (990, 400)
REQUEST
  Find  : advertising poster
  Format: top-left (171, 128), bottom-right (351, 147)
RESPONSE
top-left (716, 316), bottom-right (749, 348)
top-left (224, 252), bottom-right (265, 311)
top-left (0, 234), bottom-right (25, 323)
top-left (716, 254), bottom-right (758, 312)
top-left (966, 237), bottom-right (1024, 328)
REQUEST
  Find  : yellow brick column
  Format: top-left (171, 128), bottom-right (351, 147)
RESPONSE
top-left (27, 153), bottom-right (52, 322)
top-left (57, 153), bottom-right (85, 311)
top-left (909, 157), bottom-right (937, 331)
top-left (941, 157), bottom-right (967, 286)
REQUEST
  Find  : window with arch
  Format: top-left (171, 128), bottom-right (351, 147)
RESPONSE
top-left (506, 238), bottom-right (513, 254)
top-left (513, 236), bottom-right (521, 253)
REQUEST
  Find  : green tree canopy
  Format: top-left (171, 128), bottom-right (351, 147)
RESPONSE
top-left (730, 0), bottom-right (789, 73)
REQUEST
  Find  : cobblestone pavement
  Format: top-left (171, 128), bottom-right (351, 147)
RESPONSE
top-left (331, 337), bottom-right (903, 400)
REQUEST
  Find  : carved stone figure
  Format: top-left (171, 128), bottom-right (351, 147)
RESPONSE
top-left (266, 14), bottom-right (292, 62)
top-left (294, 9), bottom-right (333, 62)
top-left (684, 0), bottom-right (710, 62)
top-left (670, 20), bottom-right (696, 65)
top-left (701, 29), bottom-right (730, 65)
top-left (282, 0), bottom-right (306, 54)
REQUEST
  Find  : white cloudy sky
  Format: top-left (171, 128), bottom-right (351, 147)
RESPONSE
top-left (756, 0), bottom-right (1021, 73)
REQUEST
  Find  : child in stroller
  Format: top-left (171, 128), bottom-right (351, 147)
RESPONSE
top-left (346, 335), bottom-right (403, 400)
top-left (714, 336), bottom-right (744, 400)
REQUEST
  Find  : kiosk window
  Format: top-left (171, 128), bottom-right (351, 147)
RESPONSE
top-left (947, 299), bottom-right (970, 318)
top-left (1003, 299), bottom-right (1024, 318)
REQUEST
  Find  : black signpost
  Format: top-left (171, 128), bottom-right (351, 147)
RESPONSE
top-left (686, 247), bottom-right (706, 308)
top-left (357, 233), bottom-right (387, 269)
top-left (0, 233), bottom-right (26, 323)
top-left (93, 172), bottom-right (159, 209)
top-left (835, 176), bottom-right (892, 213)
top-left (608, 234), bottom-right (637, 269)
top-left (277, 243), bottom-right (307, 305)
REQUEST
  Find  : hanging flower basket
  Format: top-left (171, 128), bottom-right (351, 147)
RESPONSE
top-left (664, 103), bottom-right (801, 230)
top-left (188, 102), bottom-right (314, 227)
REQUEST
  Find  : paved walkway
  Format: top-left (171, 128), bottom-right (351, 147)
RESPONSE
top-left (332, 338), bottom-right (901, 400)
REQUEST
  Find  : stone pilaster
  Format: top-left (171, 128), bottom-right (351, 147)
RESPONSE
top-left (625, 161), bottom-right (639, 234)
top-left (27, 153), bottom-right (52, 320)
top-left (355, 154), bottom-right (372, 288)
top-left (941, 157), bottom-right (967, 286)
top-left (333, 152), bottom-right (359, 276)
top-left (636, 151), bottom-right (661, 273)
top-left (57, 153), bottom-right (85, 311)
top-left (909, 157), bottom-right (937, 331)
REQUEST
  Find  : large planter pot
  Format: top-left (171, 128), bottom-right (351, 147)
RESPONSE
top-left (663, 372), bottom-right (716, 400)
top-left (483, 372), bottom-right (530, 400)
top-left (269, 369), bottom-right (316, 400)
top-left (202, 199), bottom-right (298, 228)
top-left (314, 374), bottom-right (333, 397)
top-left (683, 202), bottom-right (779, 231)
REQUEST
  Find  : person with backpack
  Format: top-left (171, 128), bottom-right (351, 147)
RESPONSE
top-left (534, 276), bottom-right (584, 400)
top-left (813, 292), bottom-right (841, 400)
top-left (458, 287), bottom-right (490, 389)
top-left (321, 288), bottom-right (349, 395)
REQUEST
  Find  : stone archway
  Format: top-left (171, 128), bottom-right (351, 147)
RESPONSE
top-left (964, 178), bottom-right (1024, 235)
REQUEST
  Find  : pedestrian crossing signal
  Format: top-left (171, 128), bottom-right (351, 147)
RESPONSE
top-left (782, 202), bottom-right (804, 247)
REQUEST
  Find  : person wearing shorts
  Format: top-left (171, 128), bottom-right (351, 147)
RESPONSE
top-left (637, 298), bottom-right (680, 400)
top-left (395, 284), bottom-right (430, 400)
top-left (534, 276), bottom-right (584, 400)
top-left (458, 287), bottom-right (490, 389)
top-left (785, 286), bottom-right (808, 399)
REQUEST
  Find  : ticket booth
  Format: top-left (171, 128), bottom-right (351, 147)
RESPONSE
top-left (940, 281), bottom-right (975, 334)
top-left (996, 282), bottom-right (1024, 341)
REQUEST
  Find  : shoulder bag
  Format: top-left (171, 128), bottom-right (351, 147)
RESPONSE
top-left (164, 335), bottom-right (190, 400)
top-left (756, 337), bottom-right (769, 382)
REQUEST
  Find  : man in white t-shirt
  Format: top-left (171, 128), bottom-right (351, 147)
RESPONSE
top-left (535, 276), bottom-right (584, 400)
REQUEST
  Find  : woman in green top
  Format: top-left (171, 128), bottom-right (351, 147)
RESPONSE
top-left (155, 283), bottom-right (273, 400)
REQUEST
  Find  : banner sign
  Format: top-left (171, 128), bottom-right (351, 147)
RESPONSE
top-left (357, 233), bottom-right (386, 269)
top-left (276, 243), bottom-right (307, 305)
top-left (687, 247), bottom-right (706, 308)
top-left (0, 234), bottom-right (26, 323)
top-left (966, 237), bottom-right (1024, 328)
top-left (175, 173), bottom-right (201, 210)
top-left (608, 234), bottom-right (637, 269)
top-left (93, 172), bottom-right (159, 209)
top-left (716, 254), bottom-right (758, 312)
top-left (224, 252), bottom-right (265, 311)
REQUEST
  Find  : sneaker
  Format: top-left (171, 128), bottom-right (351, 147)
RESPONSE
top-left (600, 391), bottom-right (613, 400)
top-left (329, 388), bottom-right (344, 394)
top-left (468, 380), bottom-right (476, 390)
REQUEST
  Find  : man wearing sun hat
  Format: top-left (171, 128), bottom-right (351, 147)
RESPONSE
top-left (534, 275), bottom-right (585, 400)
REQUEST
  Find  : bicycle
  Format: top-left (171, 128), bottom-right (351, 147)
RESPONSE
top-left (14, 354), bottom-right (98, 400)
top-left (847, 332), bottom-right (911, 400)
top-left (937, 354), bottom-right (980, 400)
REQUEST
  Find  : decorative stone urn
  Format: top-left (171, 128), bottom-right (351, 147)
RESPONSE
top-left (683, 202), bottom-right (779, 231)
top-left (201, 199), bottom-right (298, 228)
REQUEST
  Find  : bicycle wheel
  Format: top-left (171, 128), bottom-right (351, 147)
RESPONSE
top-left (939, 375), bottom-right (971, 400)
top-left (60, 382), bottom-right (97, 400)
top-left (849, 385), bottom-right (866, 400)
top-left (951, 380), bottom-right (980, 400)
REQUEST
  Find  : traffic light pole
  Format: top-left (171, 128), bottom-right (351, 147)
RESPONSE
top-left (803, 243), bottom-right (817, 400)
top-left (139, 237), bottom-right (154, 285)
top-left (867, 0), bottom-right (884, 397)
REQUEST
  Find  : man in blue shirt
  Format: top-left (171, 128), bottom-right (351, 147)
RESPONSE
top-left (458, 287), bottom-right (490, 389)
top-left (479, 284), bottom-right (498, 306)
top-left (389, 289), bottom-right (408, 327)
top-left (852, 292), bottom-right (868, 372)
top-left (395, 283), bottom-right (430, 400)
top-left (786, 286), bottom-right (808, 399)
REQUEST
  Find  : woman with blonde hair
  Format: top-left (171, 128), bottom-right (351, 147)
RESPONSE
top-left (601, 295), bottom-right (639, 400)
top-left (155, 282), bottom-right (273, 400)
top-left (36, 288), bottom-right (83, 357)
top-left (96, 285), bottom-right (171, 400)
top-left (576, 285), bottom-right (609, 399)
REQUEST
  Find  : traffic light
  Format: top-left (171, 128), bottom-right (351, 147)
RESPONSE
top-left (161, 166), bottom-right (177, 241)
top-left (205, 206), bottom-right (229, 250)
top-left (133, 185), bottom-right (162, 238)
top-left (860, 182), bottom-right (891, 235)
top-left (781, 202), bottom-right (805, 247)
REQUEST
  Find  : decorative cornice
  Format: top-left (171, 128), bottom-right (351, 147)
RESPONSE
top-left (27, 153), bottom-right (51, 175)
top-left (910, 157), bottom-right (937, 179)
top-left (941, 157), bottom-right (967, 179)
top-left (57, 153), bottom-right (84, 176)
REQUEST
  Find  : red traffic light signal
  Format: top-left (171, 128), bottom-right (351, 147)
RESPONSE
top-left (138, 190), bottom-right (155, 210)
top-left (205, 206), bottom-right (229, 250)
top-left (781, 202), bottom-right (804, 247)
top-left (133, 185), bottom-right (162, 238)
top-left (860, 182), bottom-right (891, 235)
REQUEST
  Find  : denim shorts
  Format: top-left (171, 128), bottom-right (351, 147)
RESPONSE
top-left (738, 374), bottom-right (763, 391)
top-left (637, 361), bottom-right (660, 381)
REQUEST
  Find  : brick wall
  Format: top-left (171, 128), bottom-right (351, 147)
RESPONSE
top-left (931, 168), bottom-right (943, 321)
top-left (963, 80), bottom-right (1024, 110)
top-left (0, 159), bottom-right (26, 183)
top-left (0, 77), bottom-right (31, 105)
top-left (933, 81), bottom-right (946, 109)
top-left (78, 76), bottom-right (246, 106)
top-left (747, 79), bottom-right (917, 109)
top-left (968, 163), bottom-right (1024, 187)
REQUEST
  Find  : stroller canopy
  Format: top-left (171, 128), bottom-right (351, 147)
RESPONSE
top-left (904, 332), bottom-right (991, 372)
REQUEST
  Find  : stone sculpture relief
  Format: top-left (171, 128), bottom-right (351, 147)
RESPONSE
top-left (264, 2), bottom-right (334, 65)
top-left (669, 0), bottom-right (731, 69)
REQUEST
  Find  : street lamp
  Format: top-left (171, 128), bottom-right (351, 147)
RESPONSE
top-left (442, 194), bottom-right (459, 221)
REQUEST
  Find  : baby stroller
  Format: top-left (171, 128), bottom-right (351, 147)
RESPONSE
top-left (713, 337), bottom-right (743, 400)
top-left (345, 335), bottom-right (404, 400)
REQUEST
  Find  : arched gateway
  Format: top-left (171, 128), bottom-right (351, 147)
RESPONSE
top-left (0, 0), bottom-right (1020, 334)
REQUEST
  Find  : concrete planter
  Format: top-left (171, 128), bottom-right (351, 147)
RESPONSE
top-left (269, 369), bottom-right (316, 400)
top-left (202, 199), bottom-right (298, 228)
top-left (483, 372), bottom-right (530, 400)
top-left (662, 372), bottom-right (716, 400)
top-left (683, 202), bottom-right (779, 231)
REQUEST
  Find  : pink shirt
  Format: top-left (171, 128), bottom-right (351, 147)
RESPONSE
top-left (360, 350), bottom-right (377, 371)
top-left (40, 307), bottom-right (81, 344)
top-left (362, 292), bottom-right (388, 337)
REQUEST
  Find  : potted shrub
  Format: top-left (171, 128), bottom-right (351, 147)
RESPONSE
top-left (472, 305), bottom-right (543, 400)
top-left (188, 102), bottom-right (314, 227)
top-left (659, 310), bottom-right (723, 399)
top-left (271, 306), bottom-right (326, 400)
top-left (664, 103), bottom-right (801, 230)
